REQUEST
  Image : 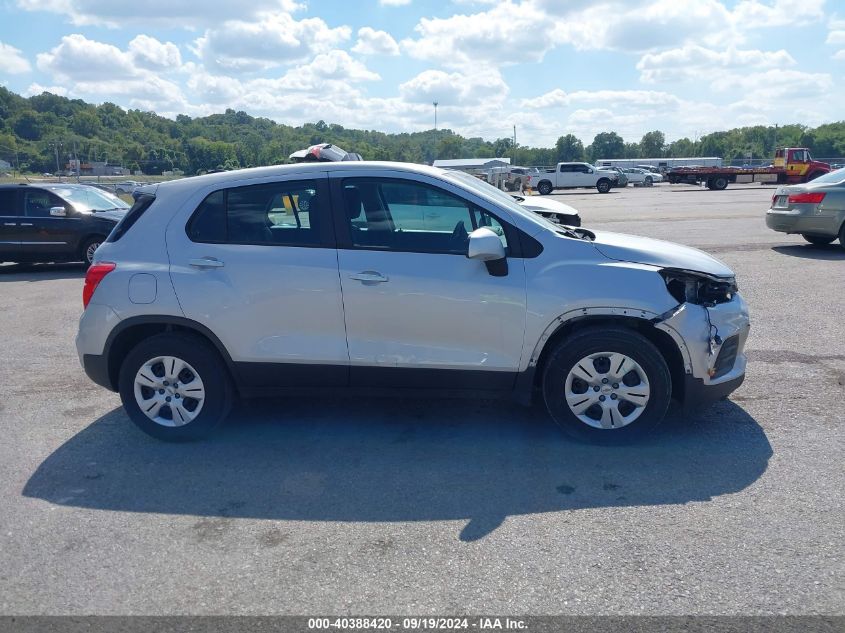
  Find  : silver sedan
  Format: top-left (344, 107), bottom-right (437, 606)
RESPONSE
top-left (766, 167), bottom-right (845, 249)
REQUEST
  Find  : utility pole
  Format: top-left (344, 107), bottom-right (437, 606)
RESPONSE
top-left (433, 101), bottom-right (438, 164)
top-left (513, 125), bottom-right (517, 164)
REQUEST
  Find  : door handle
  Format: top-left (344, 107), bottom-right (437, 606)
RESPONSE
top-left (349, 271), bottom-right (388, 283)
top-left (20, 223), bottom-right (33, 226)
top-left (2, 223), bottom-right (15, 226)
top-left (189, 257), bottom-right (225, 269)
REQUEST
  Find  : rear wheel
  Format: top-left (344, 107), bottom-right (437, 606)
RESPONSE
top-left (709, 176), bottom-right (729, 190)
top-left (541, 327), bottom-right (671, 443)
top-left (644, 176), bottom-right (653, 186)
top-left (537, 180), bottom-right (553, 195)
top-left (80, 236), bottom-right (106, 266)
top-left (596, 179), bottom-right (611, 193)
top-left (118, 333), bottom-right (233, 441)
top-left (802, 234), bottom-right (835, 246)
top-left (839, 222), bottom-right (845, 251)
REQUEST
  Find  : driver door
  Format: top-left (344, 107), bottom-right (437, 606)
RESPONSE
top-left (331, 173), bottom-right (527, 390)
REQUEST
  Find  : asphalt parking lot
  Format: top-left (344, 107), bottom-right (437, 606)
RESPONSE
top-left (0, 183), bottom-right (842, 615)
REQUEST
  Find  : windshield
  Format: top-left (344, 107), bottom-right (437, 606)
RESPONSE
top-left (442, 169), bottom-right (583, 235)
top-left (47, 186), bottom-right (130, 212)
top-left (809, 167), bottom-right (845, 185)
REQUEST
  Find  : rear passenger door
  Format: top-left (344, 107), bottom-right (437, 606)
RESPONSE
top-left (0, 189), bottom-right (22, 261)
top-left (166, 175), bottom-right (349, 390)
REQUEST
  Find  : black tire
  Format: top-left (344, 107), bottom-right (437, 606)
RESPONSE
top-left (80, 236), bottom-right (106, 266)
top-left (806, 171), bottom-right (824, 182)
top-left (644, 176), bottom-right (653, 186)
top-left (537, 180), bottom-right (553, 195)
top-left (541, 327), bottom-right (672, 444)
top-left (710, 176), bottom-right (728, 190)
top-left (118, 333), bottom-right (233, 441)
top-left (839, 221), bottom-right (845, 251)
top-left (801, 234), bottom-right (835, 246)
top-left (596, 179), bottom-right (611, 193)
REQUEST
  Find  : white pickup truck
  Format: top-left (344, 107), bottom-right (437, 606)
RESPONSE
top-left (532, 162), bottom-right (619, 195)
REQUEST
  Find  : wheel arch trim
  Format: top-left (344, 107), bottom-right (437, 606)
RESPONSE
top-left (102, 315), bottom-right (239, 392)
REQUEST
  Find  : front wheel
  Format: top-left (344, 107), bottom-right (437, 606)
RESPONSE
top-left (537, 180), bottom-right (553, 195)
top-left (644, 176), bottom-right (653, 186)
top-left (596, 179), bottom-right (611, 193)
top-left (118, 333), bottom-right (233, 441)
top-left (802, 234), bottom-right (835, 246)
top-left (541, 327), bottom-right (672, 443)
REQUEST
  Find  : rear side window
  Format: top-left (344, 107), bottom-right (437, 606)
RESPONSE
top-left (0, 190), bottom-right (17, 216)
top-left (107, 193), bottom-right (155, 243)
top-left (187, 180), bottom-right (322, 247)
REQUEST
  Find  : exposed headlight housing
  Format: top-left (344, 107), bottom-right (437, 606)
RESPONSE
top-left (659, 268), bottom-right (738, 306)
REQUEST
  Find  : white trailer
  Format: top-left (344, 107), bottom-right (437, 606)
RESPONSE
top-left (595, 157), bottom-right (723, 170)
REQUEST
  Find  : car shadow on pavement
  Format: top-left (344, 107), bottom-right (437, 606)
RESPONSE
top-left (0, 262), bottom-right (87, 281)
top-left (23, 398), bottom-right (772, 542)
top-left (771, 244), bottom-right (845, 260)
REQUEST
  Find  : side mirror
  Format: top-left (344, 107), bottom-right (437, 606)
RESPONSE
top-left (588, 168), bottom-right (594, 174)
top-left (467, 227), bottom-right (507, 277)
top-left (49, 206), bottom-right (67, 217)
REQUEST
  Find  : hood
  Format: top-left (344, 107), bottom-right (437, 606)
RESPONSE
top-left (90, 209), bottom-right (127, 223)
top-left (517, 196), bottom-right (579, 216)
top-left (590, 230), bottom-right (734, 277)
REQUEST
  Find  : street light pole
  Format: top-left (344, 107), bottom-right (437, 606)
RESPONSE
top-left (433, 101), bottom-right (438, 163)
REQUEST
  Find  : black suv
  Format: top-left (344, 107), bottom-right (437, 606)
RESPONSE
top-left (0, 183), bottom-right (129, 265)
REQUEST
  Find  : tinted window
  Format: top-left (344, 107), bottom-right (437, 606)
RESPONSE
top-left (108, 193), bottom-right (156, 243)
top-left (187, 191), bottom-right (225, 242)
top-left (342, 179), bottom-right (507, 255)
top-left (187, 181), bottom-right (322, 246)
top-left (560, 164), bottom-right (573, 172)
top-left (24, 190), bottom-right (68, 217)
top-left (0, 190), bottom-right (17, 216)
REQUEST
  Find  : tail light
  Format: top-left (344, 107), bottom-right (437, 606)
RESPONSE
top-left (788, 192), bottom-right (826, 204)
top-left (83, 262), bottom-right (116, 309)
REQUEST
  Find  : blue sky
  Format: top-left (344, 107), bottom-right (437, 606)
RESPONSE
top-left (0, 0), bottom-right (843, 147)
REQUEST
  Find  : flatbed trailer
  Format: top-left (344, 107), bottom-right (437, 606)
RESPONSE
top-left (667, 148), bottom-right (830, 190)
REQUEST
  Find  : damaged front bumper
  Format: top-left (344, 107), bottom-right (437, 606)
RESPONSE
top-left (654, 293), bottom-right (750, 409)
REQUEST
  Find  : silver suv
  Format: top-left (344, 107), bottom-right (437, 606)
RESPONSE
top-left (76, 162), bottom-right (750, 442)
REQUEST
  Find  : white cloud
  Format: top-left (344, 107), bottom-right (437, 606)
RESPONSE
top-left (713, 69), bottom-right (832, 100)
top-left (128, 35), bottom-right (182, 69)
top-left (827, 31), bottom-right (845, 45)
top-left (637, 45), bottom-right (796, 83)
top-left (523, 89), bottom-right (682, 110)
top-left (732, 0), bottom-right (825, 28)
top-left (194, 12), bottom-right (351, 71)
top-left (0, 41), bottom-right (31, 74)
top-left (402, 1), bottom-right (556, 67)
top-left (352, 27), bottom-right (400, 56)
top-left (23, 83), bottom-right (68, 97)
top-left (399, 68), bottom-right (508, 107)
top-left (833, 49), bottom-right (845, 61)
top-left (36, 34), bottom-right (137, 81)
top-left (15, 0), bottom-right (304, 27)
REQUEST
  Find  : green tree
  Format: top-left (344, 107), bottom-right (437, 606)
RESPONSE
top-left (555, 134), bottom-right (584, 161)
top-left (639, 130), bottom-right (665, 157)
top-left (589, 132), bottom-right (624, 162)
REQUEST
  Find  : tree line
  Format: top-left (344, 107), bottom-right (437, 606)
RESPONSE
top-left (1, 87), bottom-right (844, 175)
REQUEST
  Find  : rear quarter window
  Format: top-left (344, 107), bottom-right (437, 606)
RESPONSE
top-left (107, 193), bottom-right (155, 242)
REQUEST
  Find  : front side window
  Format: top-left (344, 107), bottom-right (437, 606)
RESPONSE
top-left (24, 190), bottom-right (67, 217)
top-left (342, 179), bottom-right (508, 255)
top-left (188, 180), bottom-right (322, 246)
